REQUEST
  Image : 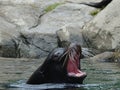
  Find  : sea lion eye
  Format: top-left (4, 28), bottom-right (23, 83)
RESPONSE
top-left (54, 49), bottom-right (64, 57)
top-left (54, 51), bottom-right (60, 56)
top-left (51, 48), bottom-right (65, 61)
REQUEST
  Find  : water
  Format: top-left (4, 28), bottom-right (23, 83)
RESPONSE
top-left (8, 83), bottom-right (101, 90)
top-left (4, 59), bottom-right (120, 90)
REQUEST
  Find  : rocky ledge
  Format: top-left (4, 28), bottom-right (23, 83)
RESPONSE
top-left (0, 0), bottom-right (120, 59)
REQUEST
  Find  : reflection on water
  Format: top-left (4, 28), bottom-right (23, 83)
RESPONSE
top-left (3, 59), bottom-right (120, 90)
top-left (8, 83), bottom-right (101, 90)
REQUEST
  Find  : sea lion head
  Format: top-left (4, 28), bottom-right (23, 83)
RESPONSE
top-left (66, 43), bottom-right (87, 83)
top-left (27, 43), bottom-right (87, 84)
top-left (46, 43), bottom-right (87, 83)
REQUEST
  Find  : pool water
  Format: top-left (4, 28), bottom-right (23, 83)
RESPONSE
top-left (4, 58), bottom-right (120, 90)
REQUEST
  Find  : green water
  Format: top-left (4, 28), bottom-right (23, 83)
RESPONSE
top-left (82, 59), bottom-right (120, 90)
top-left (3, 58), bottom-right (120, 90)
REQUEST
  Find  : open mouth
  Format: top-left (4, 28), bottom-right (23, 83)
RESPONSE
top-left (67, 51), bottom-right (86, 78)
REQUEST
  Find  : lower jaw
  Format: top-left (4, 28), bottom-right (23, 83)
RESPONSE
top-left (67, 74), bottom-right (87, 84)
top-left (68, 74), bottom-right (87, 78)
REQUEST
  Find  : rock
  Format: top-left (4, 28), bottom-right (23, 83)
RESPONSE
top-left (31, 3), bottom-right (95, 34)
top-left (0, 0), bottom-right (66, 30)
top-left (0, 2), bottom-right (44, 57)
top-left (89, 52), bottom-right (114, 62)
top-left (0, 0), bottom-right (65, 58)
top-left (0, 16), bottom-right (20, 57)
top-left (0, 4), bottom-right (42, 30)
top-left (0, 0), bottom-right (95, 58)
top-left (56, 26), bottom-right (70, 47)
top-left (85, 51), bottom-right (120, 63)
top-left (66, 0), bottom-right (101, 4)
top-left (0, 0), bottom-right (65, 6)
top-left (56, 25), bottom-right (97, 58)
top-left (82, 0), bottom-right (120, 51)
top-left (56, 25), bottom-right (85, 47)
top-left (54, 3), bottom-right (95, 47)
top-left (0, 32), bottom-right (57, 58)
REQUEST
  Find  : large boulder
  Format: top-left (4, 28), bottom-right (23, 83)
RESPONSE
top-left (46, 3), bottom-right (95, 46)
top-left (30, 3), bottom-right (95, 33)
top-left (0, 0), bottom-right (61, 58)
top-left (56, 25), bottom-right (84, 47)
top-left (0, 32), bottom-right (57, 58)
top-left (0, 0), bottom-right (95, 58)
top-left (82, 0), bottom-right (120, 51)
top-left (0, 4), bottom-right (41, 30)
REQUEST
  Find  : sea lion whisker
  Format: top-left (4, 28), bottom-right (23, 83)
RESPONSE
top-left (62, 50), bottom-right (71, 67)
top-left (59, 47), bottom-right (72, 61)
top-left (69, 51), bottom-right (74, 61)
top-left (62, 54), bottom-right (69, 68)
top-left (58, 50), bottom-right (69, 62)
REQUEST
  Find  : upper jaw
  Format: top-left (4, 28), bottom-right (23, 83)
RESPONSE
top-left (67, 64), bottom-right (87, 78)
top-left (66, 51), bottom-right (86, 78)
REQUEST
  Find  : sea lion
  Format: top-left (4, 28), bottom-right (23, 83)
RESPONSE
top-left (80, 0), bottom-right (112, 8)
top-left (27, 43), bottom-right (87, 84)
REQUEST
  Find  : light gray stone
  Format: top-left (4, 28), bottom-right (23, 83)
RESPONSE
top-left (82, 0), bottom-right (120, 51)
top-left (30, 3), bottom-right (95, 34)
top-left (56, 25), bottom-right (85, 47)
top-left (0, 0), bottom-right (95, 58)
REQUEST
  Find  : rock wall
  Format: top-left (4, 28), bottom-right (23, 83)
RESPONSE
top-left (1, 0), bottom-right (119, 58)
top-left (0, 0), bottom-right (95, 58)
top-left (82, 0), bottom-right (120, 51)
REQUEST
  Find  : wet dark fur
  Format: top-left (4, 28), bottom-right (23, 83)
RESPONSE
top-left (81, 0), bottom-right (112, 8)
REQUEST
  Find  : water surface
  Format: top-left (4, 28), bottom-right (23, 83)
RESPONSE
top-left (4, 59), bottom-right (120, 90)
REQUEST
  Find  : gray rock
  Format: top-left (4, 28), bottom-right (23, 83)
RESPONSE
top-left (31, 3), bottom-right (95, 34)
top-left (89, 52), bottom-right (114, 62)
top-left (0, 0), bottom-right (64, 58)
top-left (0, 0), bottom-right (95, 58)
top-left (82, 0), bottom-right (120, 51)
top-left (0, 32), bottom-right (57, 58)
top-left (42, 3), bottom-right (95, 47)
top-left (56, 25), bottom-right (85, 47)
top-left (0, 4), bottom-right (42, 30)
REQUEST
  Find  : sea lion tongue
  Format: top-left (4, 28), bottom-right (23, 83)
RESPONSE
top-left (67, 54), bottom-right (85, 77)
